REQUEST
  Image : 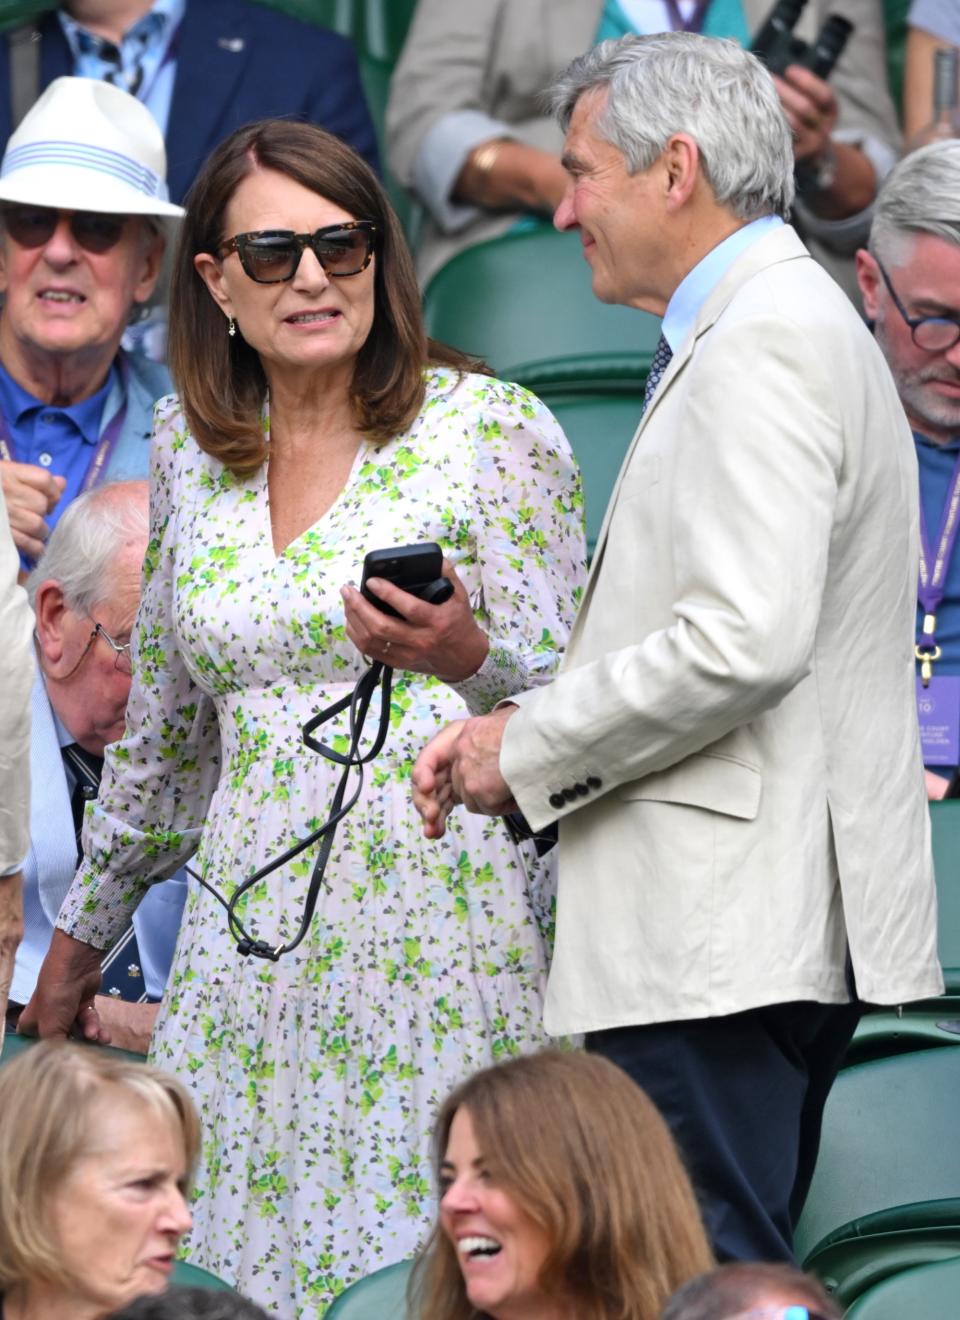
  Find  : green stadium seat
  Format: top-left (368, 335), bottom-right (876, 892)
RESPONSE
top-left (0, 3), bottom-right (53, 32)
top-left (793, 1049), bottom-right (960, 1305)
top-left (801, 1199), bottom-right (960, 1307)
top-left (252, 0), bottom-right (357, 40)
top-left (845, 1254), bottom-right (960, 1319)
top-left (846, 800), bottom-right (960, 1065)
top-left (1, 1030), bottom-right (146, 1065)
top-left (325, 1258), bottom-right (412, 1318)
top-left (543, 390), bottom-right (641, 559)
top-left (423, 225), bottom-right (660, 391)
top-left (171, 1259), bottom-right (237, 1292)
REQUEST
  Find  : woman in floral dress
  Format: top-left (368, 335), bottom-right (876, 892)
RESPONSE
top-left (25, 123), bottom-right (585, 1315)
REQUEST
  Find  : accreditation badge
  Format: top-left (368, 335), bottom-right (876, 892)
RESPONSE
top-left (917, 675), bottom-right (960, 765)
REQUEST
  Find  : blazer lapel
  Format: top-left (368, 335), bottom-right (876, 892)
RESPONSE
top-left (165, 0), bottom-right (251, 202)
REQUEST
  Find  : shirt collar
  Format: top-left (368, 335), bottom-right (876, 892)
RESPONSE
top-left (662, 214), bottom-right (784, 354)
top-left (914, 429), bottom-right (960, 452)
top-left (0, 359), bottom-right (118, 446)
top-left (60, 0), bottom-right (185, 56)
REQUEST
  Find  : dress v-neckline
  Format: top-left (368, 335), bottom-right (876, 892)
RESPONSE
top-left (260, 414), bottom-right (372, 563)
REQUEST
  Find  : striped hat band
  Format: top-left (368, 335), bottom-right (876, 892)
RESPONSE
top-left (1, 140), bottom-right (166, 200)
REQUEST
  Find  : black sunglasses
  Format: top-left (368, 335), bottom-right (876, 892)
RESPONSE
top-left (875, 256), bottom-right (960, 353)
top-left (0, 203), bottom-right (127, 254)
top-left (219, 221), bottom-right (377, 284)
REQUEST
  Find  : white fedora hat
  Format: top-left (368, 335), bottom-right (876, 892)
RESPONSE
top-left (0, 76), bottom-right (184, 219)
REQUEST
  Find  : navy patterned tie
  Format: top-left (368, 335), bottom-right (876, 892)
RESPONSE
top-left (642, 334), bottom-right (673, 415)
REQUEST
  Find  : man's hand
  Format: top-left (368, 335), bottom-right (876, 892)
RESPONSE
top-left (0, 870), bottom-right (24, 1052)
top-left (926, 769), bottom-right (951, 802)
top-left (17, 928), bottom-right (109, 1044)
top-left (413, 706), bottom-right (519, 838)
top-left (774, 65), bottom-right (838, 163)
top-left (0, 462), bottom-right (67, 561)
top-left (93, 996), bottom-right (158, 1055)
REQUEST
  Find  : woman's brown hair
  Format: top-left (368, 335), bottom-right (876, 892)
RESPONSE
top-left (169, 119), bottom-right (482, 474)
top-left (411, 1050), bottom-right (713, 1320)
top-left (0, 1041), bottom-right (201, 1292)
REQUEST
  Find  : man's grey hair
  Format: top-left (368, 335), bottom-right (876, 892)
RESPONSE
top-left (869, 139), bottom-right (960, 267)
top-left (550, 33), bottom-right (795, 221)
top-left (26, 480), bottom-right (149, 613)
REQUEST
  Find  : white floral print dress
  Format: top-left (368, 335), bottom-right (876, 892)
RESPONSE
top-left (57, 368), bottom-right (586, 1316)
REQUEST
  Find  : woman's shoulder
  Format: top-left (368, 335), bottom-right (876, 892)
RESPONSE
top-left (421, 365), bottom-right (554, 426)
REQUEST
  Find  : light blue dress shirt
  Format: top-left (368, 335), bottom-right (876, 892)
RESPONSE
top-left (661, 214), bottom-right (784, 354)
top-left (59, 0), bottom-right (187, 136)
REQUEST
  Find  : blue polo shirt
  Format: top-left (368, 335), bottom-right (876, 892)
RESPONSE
top-left (0, 361), bottom-right (117, 556)
top-left (916, 430), bottom-right (960, 674)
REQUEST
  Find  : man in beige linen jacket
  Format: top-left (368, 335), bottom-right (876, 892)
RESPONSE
top-left (414, 34), bottom-right (942, 1265)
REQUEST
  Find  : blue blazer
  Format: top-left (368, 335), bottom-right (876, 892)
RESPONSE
top-left (0, 0), bottom-right (380, 202)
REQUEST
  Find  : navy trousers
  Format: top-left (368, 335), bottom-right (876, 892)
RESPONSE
top-left (586, 1000), bottom-right (861, 1262)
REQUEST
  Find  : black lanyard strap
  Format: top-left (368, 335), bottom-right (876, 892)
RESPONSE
top-left (185, 663), bottom-right (394, 961)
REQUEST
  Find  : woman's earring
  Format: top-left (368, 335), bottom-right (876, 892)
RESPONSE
top-left (228, 317), bottom-right (236, 338)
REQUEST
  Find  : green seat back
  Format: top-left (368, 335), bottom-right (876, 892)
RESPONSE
top-left (0, 3), bottom-right (53, 32)
top-left (251, 1), bottom-right (417, 62)
top-left (882, 0), bottom-right (911, 115)
top-left (846, 1255), bottom-right (960, 1319)
top-left (171, 1259), bottom-right (236, 1292)
top-left (325, 1259), bottom-right (412, 1319)
top-left (251, 0), bottom-right (357, 39)
top-left (794, 1049), bottom-right (960, 1269)
top-left (543, 390), bottom-right (641, 559)
top-left (931, 800), bottom-right (960, 991)
top-left (423, 225), bottom-right (661, 391)
top-left (1, 1031), bottom-right (145, 1066)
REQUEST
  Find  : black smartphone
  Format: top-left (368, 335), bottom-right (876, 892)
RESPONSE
top-left (360, 541), bottom-right (454, 619)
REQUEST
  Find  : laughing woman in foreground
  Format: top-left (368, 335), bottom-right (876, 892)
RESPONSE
top-left (413, 1051), bottom-right (713, 1320)
top-left (22, 120), bottom-right (585, 1315)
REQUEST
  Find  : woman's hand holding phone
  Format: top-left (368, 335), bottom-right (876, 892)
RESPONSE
top-left (341, 557), bottom-right (489, 681)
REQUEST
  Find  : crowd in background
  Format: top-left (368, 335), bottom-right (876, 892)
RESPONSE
top-left (0, 1), bottom-right (957, 1318)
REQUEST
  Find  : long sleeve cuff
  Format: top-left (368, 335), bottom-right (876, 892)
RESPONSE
top-left (448, 643), bottom-right (545, 716)
top-left (413, 110), bottom-right (515, 233)
top-left (56, 862), bottom-right (147, 952)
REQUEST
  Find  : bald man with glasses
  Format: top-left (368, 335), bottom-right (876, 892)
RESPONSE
top-left (856, 140), bottom-right (960, 800)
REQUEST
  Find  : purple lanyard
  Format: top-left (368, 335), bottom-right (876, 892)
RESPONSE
top-left (917, 452), bottom-right (960, 685)
top-left (664, 0), bottom-right (710, 33)
top-left (0, 360), bottom-right (129, 493)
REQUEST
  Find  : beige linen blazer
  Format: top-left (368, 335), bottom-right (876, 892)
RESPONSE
top-left (0, 486), bottom-right (33, 874)
top-left (501, 225), bottom-right (943, 1035)
top-left (387, 0), bottom-right (900, 290)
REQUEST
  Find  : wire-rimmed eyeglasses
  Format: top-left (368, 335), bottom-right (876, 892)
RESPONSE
top-left (61, 619), bottom-right (133, 679)
top-left (875, 257), bottom-right (960, 353)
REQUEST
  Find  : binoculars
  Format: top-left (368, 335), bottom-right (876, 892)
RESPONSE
top-left (751, 0), bottom-right (853, 82)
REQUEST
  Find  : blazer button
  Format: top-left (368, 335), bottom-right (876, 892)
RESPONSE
top-left (586, 775), bottom-right (602, 790)
top-left (573, 782), bottom-right (589, 797)
top-left (548, 792), bottom-right (566, 810)
top-left (562, 786), bottom-right (577, 803)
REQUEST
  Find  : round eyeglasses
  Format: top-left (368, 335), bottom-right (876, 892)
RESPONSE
top-left (219, 221), bottom-right (377, 284)
top-left (875, 257), bottom-right (960, 353)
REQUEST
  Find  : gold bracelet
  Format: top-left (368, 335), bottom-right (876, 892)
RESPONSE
top-left (470, 138), bottom-right (510, 178)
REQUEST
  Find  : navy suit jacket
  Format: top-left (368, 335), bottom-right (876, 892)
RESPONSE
top-left (0, 0), bottom-right (380, 202)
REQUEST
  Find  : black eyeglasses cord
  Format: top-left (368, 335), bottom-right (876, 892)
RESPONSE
top-left (183, 661), bottom-right (393, 961)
